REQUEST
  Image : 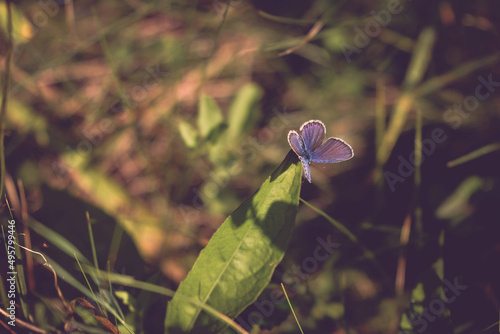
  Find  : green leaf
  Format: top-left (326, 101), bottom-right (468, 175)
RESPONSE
top-left (178, 120), bottom-right (199, 149)
top-left (226, 83), bottom-right (263, 142)
top-left (197, 95), bottom-right (225, 140)
top-left (165, 150), bottom-right (302, 334)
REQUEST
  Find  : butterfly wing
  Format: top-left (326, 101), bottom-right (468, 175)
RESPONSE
top-left (300, 120), bottom-right (326, 152)
top-left (288, 131), bottom-right (313, 182)
top-left (288, 130), bottom-right (306, 157)
top-left (310, 137), bottom-right (354, 163)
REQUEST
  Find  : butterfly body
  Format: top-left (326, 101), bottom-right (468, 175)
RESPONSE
top-left (288, 120), bottom-right (353, 183)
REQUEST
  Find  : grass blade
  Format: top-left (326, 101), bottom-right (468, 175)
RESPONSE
top-left (281, 283), bottom-right (304, 334)
top-left (446, 143), bottom-right (500, 168)
top-left (377, 27), bottom-right (436, 167)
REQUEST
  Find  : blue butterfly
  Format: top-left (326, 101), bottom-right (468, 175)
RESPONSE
top-left (288, 120), bottom-right (354, 183)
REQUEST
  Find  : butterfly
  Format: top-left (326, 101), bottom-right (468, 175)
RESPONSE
top-left (288, 120), bottom-right (354, 183)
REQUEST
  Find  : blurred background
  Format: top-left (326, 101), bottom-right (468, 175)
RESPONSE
top-left (1, 0), bottom-right (500, 333)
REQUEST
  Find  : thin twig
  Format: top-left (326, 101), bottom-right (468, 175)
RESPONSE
top-left (14, 236), bottom-right (70, 312)
top-left (64, 0), bottom-right (77, 39)
top-left (199, 0), bottom-right (230, 94)
top-left (278, 20), bottom-right (324, 56)
top-left (395, 214), bottom-right (412, 296)
top-left (17, 179), bottom-right (36, 292)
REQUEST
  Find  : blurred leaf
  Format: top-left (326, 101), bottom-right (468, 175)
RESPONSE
top-left (115, 290), bottom-right (136, 312)
top-left (379, 29), bottom-right (414, 52)
top-left (435, 176), bottom-right (484, 222)
top-left (226, 83), bottom-right (263, 142)
top-left (18, 161), bottom-right (41, 187)
top-left (165, 150), bottom-right (302, 333)
top-left (60, 167), bottom-right (130, 211)
top-left (322, 27), bottom-right (350, 52)
top-left (206, 124), bottom-right (230, 166)
top-left (6, 99), bottom-right (49, 146)
top-left (0, 2), bottom-right (34, 44)
top-left (403, 28), bottom-right (437, 89)
top-left (161, 37), bottom-right (185, 66)
top-left (51, 160), bottom-right (166, 259)
top-left (178, 120), bottom-right (199, 149)
top-left (197, 95), bottom-right (224, 141)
